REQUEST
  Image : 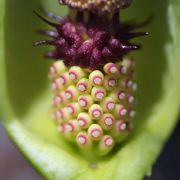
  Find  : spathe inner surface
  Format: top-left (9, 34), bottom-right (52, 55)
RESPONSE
top-left (4, 0), bottom-right (170, 157)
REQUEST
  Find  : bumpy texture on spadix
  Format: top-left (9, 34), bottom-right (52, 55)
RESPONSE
top-left (59, 0), bottom-right (133, 14)
top-left (34, 7), bottom-right (147, 155)
top-left (50, 58), bottom-right (136, 155)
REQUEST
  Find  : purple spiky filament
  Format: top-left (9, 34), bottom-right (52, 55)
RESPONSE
top-left (50, 58), bottom-right (136, 156)
top-left (34, 9), bottom-right (148, 70)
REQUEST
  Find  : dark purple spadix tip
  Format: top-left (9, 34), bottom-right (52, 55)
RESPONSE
top-left (34, 9), bottom-right (148, 70)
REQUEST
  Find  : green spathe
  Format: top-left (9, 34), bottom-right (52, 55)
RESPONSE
top-left (0, 0), bottom-right (180, 180)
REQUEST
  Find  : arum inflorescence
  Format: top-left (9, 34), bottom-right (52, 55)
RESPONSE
top-left (34, 0), bottom-right (147, 156)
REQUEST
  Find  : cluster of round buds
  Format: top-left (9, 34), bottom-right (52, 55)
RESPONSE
top-left (59, 0), bottom-right (132, 14)
top-left (50, 57), bottom-right (136, 155)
